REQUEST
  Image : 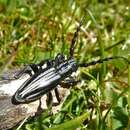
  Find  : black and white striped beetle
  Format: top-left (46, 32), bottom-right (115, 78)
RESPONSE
top-left (11, 18), bottom-right (130, 105)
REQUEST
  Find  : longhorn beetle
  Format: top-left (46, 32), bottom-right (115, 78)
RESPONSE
top-left (11, 18), bottom-right (130, 105)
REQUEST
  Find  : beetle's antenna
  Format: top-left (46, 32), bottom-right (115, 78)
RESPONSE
top-left (69, 17), bottom-right (84, 58)
top-left (79, 56), bottom-right (130, 67)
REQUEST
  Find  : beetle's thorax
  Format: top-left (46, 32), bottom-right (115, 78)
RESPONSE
top-left (56, 58), bottom-right (78, 77)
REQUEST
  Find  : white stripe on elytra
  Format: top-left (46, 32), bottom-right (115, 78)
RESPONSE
top-left (20, 68), bottom-right (61, 97)
top-left (29, 68), bottom-right (55, 85)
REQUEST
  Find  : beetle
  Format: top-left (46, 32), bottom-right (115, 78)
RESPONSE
top-left (11, 18), bottom-right (130, 105)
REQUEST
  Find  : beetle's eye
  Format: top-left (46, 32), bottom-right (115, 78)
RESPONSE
top-left (55, 53), bottom-right (65, 65)
top-left (72, 64), bottom-right (78, 72)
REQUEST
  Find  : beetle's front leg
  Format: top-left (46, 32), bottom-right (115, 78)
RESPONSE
top-left (36, 92), bottom-right (53, 115)
top-left (54, 78), bottom-right (80, 104)
top-left (60, 77), bottom-right (80, 88)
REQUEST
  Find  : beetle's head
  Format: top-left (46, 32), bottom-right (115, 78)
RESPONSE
top-left (57, 58), bottom-right (78, 77)
top-left (55, 53), bottom-right (65, 65)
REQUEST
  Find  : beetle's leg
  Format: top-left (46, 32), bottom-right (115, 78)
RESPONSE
top-left (54, 79), bottom-right (80, 104)
top-left (79, 56), bottom-right (130, 67)
top-left (46, 92), bottom-right (53, 109)
top-left (38, 59), bottom-right (54, 70)
top-left (14, 64), bottom-right (38, 79)
top-left (36, 98), bottom-right (44, 116)
top-left (61, 78), bottom-right (80, 88)
top-left (14, 59), bottom-right (54, 79)
top-left (54, 88), bottom-right (61, 103)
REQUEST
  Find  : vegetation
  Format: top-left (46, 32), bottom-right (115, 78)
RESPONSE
top-left (0, 0), bottom-right (130, 129)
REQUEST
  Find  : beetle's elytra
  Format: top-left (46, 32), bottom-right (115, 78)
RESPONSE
top-left (12, 58), bottom-right (77, 104)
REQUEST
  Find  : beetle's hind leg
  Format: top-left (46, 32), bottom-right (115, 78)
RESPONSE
top-left (14, 59), bottom-right (54, 80)
top-left (54, 87), bottom-right (61, 104)
top-left (38, 59), bottom-right (54, 70)
top-left (35, 98), bottom-right (44, 116)
top-left (13, 64), bottom-right (38, 79)
top-left (36, 92), bottom-right (53, 115)
top-left (46, 92), bottom-right (53, 109)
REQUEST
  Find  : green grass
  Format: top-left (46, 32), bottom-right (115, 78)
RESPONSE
top-left (0, 0), bottom-right (130, 130)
